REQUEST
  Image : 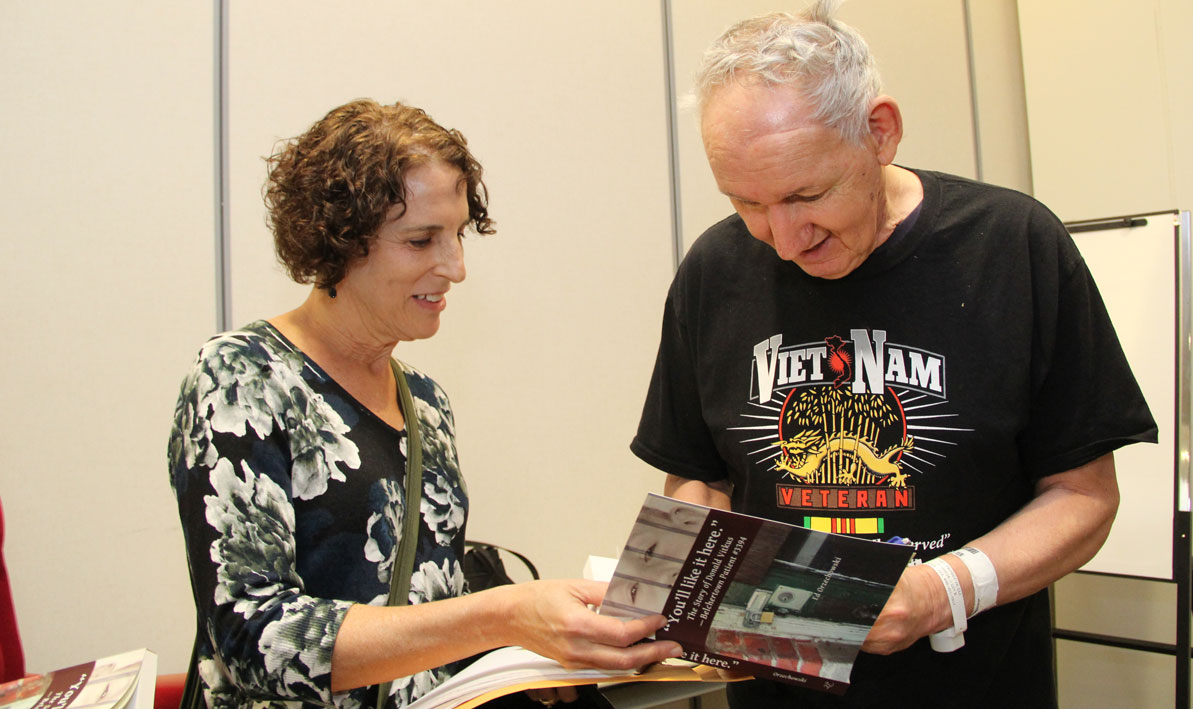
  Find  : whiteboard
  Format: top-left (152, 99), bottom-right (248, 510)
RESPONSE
top-left (1068, 211), bottom-right (1189, 580)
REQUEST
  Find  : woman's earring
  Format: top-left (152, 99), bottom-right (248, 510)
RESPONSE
top-left (328, 286), bottom-right (337, 299)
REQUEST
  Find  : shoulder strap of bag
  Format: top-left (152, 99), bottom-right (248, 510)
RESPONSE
top-left (376, 359), bottom-right (424, 709)
top-left (179, 628), bottom-right (204, 709)
top-left (464, 540), bottom-right (540, 580)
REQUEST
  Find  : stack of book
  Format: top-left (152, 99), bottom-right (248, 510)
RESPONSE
top-left (0, 648), bottom-right (156, 709)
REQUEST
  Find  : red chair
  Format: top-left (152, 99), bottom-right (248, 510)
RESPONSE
top-left (0, 497), bottom-right (25, 684)
top-left (154, 672), bottom-right (187, 708)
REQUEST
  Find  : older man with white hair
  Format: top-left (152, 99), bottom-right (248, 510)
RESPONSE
top-left (631, 1), bottom-right (1156, 705)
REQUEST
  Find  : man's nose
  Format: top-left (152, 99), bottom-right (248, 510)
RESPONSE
top-left (767, 204), bottom-right (805, 260)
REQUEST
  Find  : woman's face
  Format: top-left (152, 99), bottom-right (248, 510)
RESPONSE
top-left (338, 159), bottom-right (470, 343)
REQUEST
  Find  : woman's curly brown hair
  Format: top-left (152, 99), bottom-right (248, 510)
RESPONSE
top-left (264, 99), bottom-right (494, 289)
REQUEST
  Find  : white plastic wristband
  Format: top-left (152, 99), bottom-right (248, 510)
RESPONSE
top-left (925, 557), bottom-right (966, 652)
top-left (953, 546), bottom-right (999, 617)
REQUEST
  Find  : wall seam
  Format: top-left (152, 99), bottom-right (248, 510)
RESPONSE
top-left (661, 0), bottom-right (683, 273)
top-left (961, 0), bottom-right (983, 183)
top-left (214, 0), bottom-right (231, 331)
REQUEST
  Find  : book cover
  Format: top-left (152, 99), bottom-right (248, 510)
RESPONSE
top-left (0, 649), bottom-right (157, 709)
top-left (599, 493), bottom-right (912, 695)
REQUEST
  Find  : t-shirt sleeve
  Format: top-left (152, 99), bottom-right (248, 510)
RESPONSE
top-left (168, 336), bottom-right (353, 705)
top-left (631, 285), bottom-right (730, 483)
top-left (1016, 212), bottom-right (1159, 478)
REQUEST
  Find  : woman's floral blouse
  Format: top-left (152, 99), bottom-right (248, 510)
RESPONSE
top-left (169, 321), bottom-right (469, 708)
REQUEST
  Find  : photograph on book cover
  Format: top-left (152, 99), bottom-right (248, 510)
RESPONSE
top-left (600, 494), bottom-right (910, 693)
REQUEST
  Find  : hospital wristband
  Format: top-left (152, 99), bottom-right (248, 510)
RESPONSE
top-left (952, 546), bottom-right (999, 617)
top-left (925, 557), bottom-right (967, 652)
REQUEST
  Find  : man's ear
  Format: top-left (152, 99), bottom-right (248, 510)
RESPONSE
top-left (867, 96), bottom-right (903, 165)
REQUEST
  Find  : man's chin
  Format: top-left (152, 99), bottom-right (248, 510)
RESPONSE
top-left (792, 257), bottom-right (856, 280)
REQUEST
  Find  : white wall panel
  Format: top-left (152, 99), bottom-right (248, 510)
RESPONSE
top-left (966, 0), bottom-right (1032, 193)
top-left (226, 0), bottom-right (676, 579)
top-left (0, 1), bottom-right (214, 674)
top-left (1019, 0), bottom-right (1193, 221)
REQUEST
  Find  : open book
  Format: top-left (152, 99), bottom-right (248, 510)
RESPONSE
top-left (408, 493), bottom-right (910, 706)
top-left (404, 646), bottom-right (738, 709)
top-left (598, 494), bottom-right (912, 695)
top-left (0, 648), bottom-right (157, 709)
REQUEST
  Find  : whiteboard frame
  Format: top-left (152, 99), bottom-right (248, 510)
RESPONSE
top-left (1064, 210), bottom-right (1188, 581)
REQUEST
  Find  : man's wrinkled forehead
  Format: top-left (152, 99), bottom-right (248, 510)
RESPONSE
top-left (701, 81), bottom-right (821, 148)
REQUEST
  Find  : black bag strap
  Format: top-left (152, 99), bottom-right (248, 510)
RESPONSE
top-left (464, 540), bottom-right (540, 581)
top-left (179, 627), bottom-right (203, 709)
top-left (375, 359), bottom-right (424, 709)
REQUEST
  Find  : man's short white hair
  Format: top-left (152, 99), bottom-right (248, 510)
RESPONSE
top-left (694, 0), bottom-right (882, 145)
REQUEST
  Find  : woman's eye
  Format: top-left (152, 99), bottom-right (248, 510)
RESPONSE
top-left (410, 238), bottom-right (431, 248)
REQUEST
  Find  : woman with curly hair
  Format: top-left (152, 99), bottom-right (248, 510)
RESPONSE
top-left (168, 99), bottom-right (679, 709)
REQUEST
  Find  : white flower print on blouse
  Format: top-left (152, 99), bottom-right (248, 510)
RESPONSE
top-left (364, 477), bottom-right (405, 604)
top-left (424, 470), bottom-right (465, 547)
top-left (206, 457), bottom-right (295, 616)
top-left (193, 332), bottom-right (362, 500)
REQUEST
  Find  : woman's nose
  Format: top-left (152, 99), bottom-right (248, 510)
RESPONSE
top-left (438, 236), bottom-right (466, 283)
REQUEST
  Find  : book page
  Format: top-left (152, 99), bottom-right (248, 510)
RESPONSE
top-left (404, 647), bottom-right (632, 709)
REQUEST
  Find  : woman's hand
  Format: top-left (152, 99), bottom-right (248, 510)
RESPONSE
top-left (330, 578), bottom-right (682, 692)
top-left (494, 579), bottom-right (683, 671)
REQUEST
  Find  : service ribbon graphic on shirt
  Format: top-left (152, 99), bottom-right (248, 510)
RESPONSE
top-left (734, 329), bottom-right (972, 537)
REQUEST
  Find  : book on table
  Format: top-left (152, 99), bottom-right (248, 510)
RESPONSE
top-left (0, 648), bottom-right (157, 709)
top-left (598, 493), bottom-right (913, 695)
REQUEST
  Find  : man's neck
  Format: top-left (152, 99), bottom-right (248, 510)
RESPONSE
top-left (881, 164), bottom-right (925, 234)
